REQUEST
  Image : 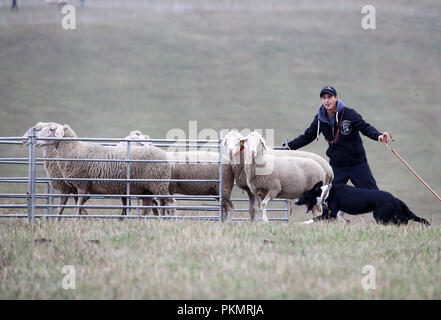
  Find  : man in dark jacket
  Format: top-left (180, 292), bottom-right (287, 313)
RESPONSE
top-left (285, 86), bottom-right (390, 191)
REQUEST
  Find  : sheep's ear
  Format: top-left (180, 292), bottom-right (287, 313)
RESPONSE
top-left (130, 130), bottom-right (142, 136)
top-left (55, 125), bottom-right (65, 138)
top-left (260, 137), bottom-right (267, 150)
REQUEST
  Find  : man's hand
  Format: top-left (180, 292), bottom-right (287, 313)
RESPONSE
top-left (378, 132), bottom-right (392, 143)
top-left (281, 140), bottom-right (291, 149)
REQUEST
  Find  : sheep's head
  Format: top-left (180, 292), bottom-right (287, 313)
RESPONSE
top-left (34, 122), bottom-right (65, 148)
top-left (121, 130), bottom-right (152, 146)
top-left (242, 131), bottom-right (267, 161)
top-left (222, 131), bottom-right (244, 160)
top-left (22, 122), bottom-right (53, 146)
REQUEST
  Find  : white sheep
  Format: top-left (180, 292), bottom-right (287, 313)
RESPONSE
top-left (166, 150), bottom-right (235, 222)
top-left (23, 125), bottom-right (165, 216)
top-left (223, 130), bottom-right (332, 220)
top-left (22, 122), bottom-right (87, 215)
top-left (116, 130), bottom-right (163, 216)
top-left (117, 130), bottom-right (176, 216)
top-left (222, 131), bottom-right (260, 220)
top-left (33, 123), bottom-right (175, 216)
top-left (242, 131), bottom-right (326, 222)
top-left (116, 130), bottom-right (153, 148)
top-left (125, 131), bottom-right (235, 221)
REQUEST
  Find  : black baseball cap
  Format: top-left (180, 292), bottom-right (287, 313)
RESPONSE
top-left (320, 86), bottom-right (337, 97)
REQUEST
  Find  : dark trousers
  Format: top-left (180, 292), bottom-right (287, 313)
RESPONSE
top-left (332, 160), bottom-right (379, 190)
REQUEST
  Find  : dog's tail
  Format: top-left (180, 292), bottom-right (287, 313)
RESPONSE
top-left (399, 200), bottom-right (430, 226)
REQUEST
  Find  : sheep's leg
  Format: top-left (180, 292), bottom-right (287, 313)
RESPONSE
top-left (151, 198), bottom-right (160, 216)
top-left (260, 192), bottom-right (278, 223)
top-left (260, 197), bottom-right (270, 223)
top-left (221, 198), bottom-right (234, 222)
top-left (57, 196), bottom-right (68, 215)
top-left (77, 196), bottom-right (89, 215)
top-left (245, 189), bottom-right (257, 221)
top-left (251, 195), bottom-right (261, 221)
top-left (120, 197), bottom-right (128, 217)
top-left (288, 200), bottom-right (296, 216)
top-left (158, 198), bottom-right (176, 216)
top-left (75, 188), bottom-right (88, 216)
top-left (168, 198), bottom-right (177, 216)
top-left (141, 198), bottom-right (150, 216)
top-left (141, 197), bottom-right (155, 216)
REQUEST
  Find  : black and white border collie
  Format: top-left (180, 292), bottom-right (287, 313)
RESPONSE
top-left (295, 181), bottom-right (430, 226)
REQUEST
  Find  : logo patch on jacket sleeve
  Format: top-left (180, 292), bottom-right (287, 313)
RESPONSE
top-left (340, 120), bottom-right (352, 135)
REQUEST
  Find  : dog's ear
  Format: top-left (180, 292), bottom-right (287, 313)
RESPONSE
top-left (313, 181), bottom-right (323, 191)
top-left (295, 198), bottom-right (305, 206)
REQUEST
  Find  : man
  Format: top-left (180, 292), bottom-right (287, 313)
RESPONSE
top-left (284, 86), bottom-right (390, 217)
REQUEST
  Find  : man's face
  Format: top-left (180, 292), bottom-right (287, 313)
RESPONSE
top-left (321, 94), bottom-right (338, 111)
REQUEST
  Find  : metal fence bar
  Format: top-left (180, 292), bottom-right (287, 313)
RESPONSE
top-left (50, 185), bottom-right (55, 216)
top-left (33, 158), bottom-right (222, 164)
top-left (231, 197), bottom-right (286, 202)
top-left (0, 214), bottom-right (222, 220)
top-left (233, 208), bottom-right (288, 212)
top-left (0, 178), bottom-right (49, 183)
top-left (218, 131), bottom-right (223, 222)
top-left (46, 183), bottom-right (50, 216)
top-left (31, 137), bottom-right (220, 143)
top-left (27, 127), bottom-right (36, 222)
top-left (126, 140), bottom-right (131, 214)
top-left (0, 177), bottom-right (220, 183)
top-left (28, 194), bottom-right (220, 200)
top-left (0, 214), bottom-right (289, 221)
top-left (36, 178), bottom-right (221, 183)
top-left (31, 204), bottom-right (220, 210)
top-left (0, 193), bottom-right (220, 200)
top-left (0, 204), bottom-right (220, 210)
top-left (0, 158), bottom-right (222, 164)
top-left (0, 161), bottom-right (45, 165)
top-left (0, 137), bottom-right (26, 141)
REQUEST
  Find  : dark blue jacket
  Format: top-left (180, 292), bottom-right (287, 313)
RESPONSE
top-left (287, 100), bottom-right (382, 167)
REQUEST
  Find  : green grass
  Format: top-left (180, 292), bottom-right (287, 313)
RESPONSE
top-left (0, 0), bottom-right (440, 299)
top-left (0, 218), bottom-right (440, 299)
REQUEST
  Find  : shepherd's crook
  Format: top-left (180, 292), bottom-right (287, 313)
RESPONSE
top-left (383, 140), bottom-right (441, 202)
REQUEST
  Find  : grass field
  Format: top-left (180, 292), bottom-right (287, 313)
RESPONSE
top-left (0, 0), bottom-right (440, 299)
top-left (1, 218), bottom-right (440, 299)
